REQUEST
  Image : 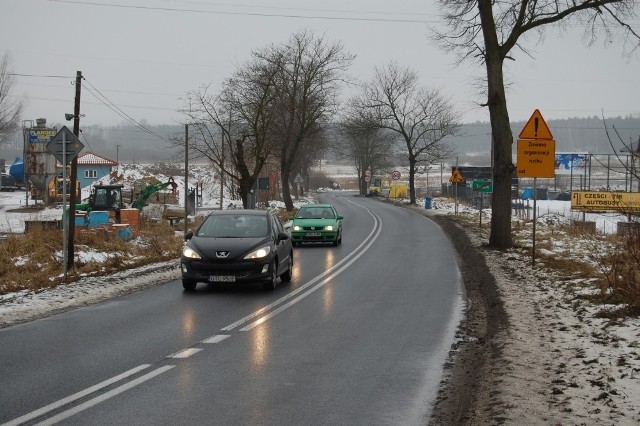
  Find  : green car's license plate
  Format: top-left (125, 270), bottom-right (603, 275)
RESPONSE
top-left (210, 275), bottom-right (236, 283)
top-left (306, 232), bottom-right (321, 237)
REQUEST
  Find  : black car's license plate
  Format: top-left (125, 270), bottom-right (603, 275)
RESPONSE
top-left (209, 275), bottom-right (236, 283)
top-left (306, 232), bottom-right (321, 237)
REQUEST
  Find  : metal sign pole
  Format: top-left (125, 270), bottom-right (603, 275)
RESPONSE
top-left (532, 177), bottom-right (537, 267)
top-left (62, 132), bottom-right (68, 279)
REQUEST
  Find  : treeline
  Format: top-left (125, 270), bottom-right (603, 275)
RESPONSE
top-left (449, 115), bottom-right (640, 158)
top-left (2, 115), bottom-right (638, 167)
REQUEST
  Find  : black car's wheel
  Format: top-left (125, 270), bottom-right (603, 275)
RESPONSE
top-left (182, 279), bottom-right (197, 291)
top-left (263, 261), bottom-right (278, 290)
top-left (280, 253), bottom-right (293, 282)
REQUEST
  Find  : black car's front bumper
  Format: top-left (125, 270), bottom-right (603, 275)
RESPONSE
top-left (181, 257), bottom-right (273, 284)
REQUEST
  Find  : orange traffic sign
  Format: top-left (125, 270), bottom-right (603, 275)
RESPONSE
top-left (519, 109), bottom-right (553, 140)
top-left (449, 167), bottom-right (464, 183)
top-left (517, 139), bottom-right (556, 178)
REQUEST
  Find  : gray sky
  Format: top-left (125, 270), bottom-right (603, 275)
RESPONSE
top-left (2, 0), bottom-right (639, 128)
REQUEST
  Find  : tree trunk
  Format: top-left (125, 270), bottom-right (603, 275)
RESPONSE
top-left (409, 157), bottom-right (417, 204)
top-left (281, 154), bottom-right (294, 210)
top-left (478, 0), bottom-right (513, 249)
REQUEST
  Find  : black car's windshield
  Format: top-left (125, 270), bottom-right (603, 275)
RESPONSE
top-left (197, 214), bottom-right (269, 238)
top-left (297, 207), bottom-right (334, 219)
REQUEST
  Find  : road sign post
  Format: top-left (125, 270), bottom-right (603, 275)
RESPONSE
top-left (517, 109), bottom-right (556, 266)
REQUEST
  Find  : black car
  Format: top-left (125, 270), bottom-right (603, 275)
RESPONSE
top-left (181, 210), bottom-right (293, 291)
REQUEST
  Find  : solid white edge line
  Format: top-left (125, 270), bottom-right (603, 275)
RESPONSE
top-left (1, 364), bottom-right (152, 426)
top-left (34, 365), bottom-right (175, 426)
top-left (221, 203), bottom-right (380, 332)
top-left (240, 210), bottom-right (383, 331)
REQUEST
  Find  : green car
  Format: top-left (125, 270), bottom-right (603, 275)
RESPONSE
top-left (290, 204), bottom-right (343, 246)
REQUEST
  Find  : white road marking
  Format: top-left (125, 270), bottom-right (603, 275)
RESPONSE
top-left (1, 364), bottom-right (152, 426)
top-left (167, 348), bottom-right (202, 358)
top-left (201, 334), bottom-right (230, 344)
top-left (34, 365), bottom-right (175, 426)
top-left (241, 210), bottom-right (382, 331)
top-left (220, 202), bottom-right (381, 332)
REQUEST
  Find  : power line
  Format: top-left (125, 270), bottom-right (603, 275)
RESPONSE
top-left (6, 73), bottom-right (75, 79)
top-left (82, 78), bottom-right (171, 142)
top-left (47, 0), bottom-right (436, 24)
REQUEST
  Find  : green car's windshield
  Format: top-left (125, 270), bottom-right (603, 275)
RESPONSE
top-left (297, 208), bottom-right (335, 219)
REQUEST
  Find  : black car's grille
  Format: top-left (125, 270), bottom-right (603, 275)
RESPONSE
top-left (189, 260), bottom-right (261, 278)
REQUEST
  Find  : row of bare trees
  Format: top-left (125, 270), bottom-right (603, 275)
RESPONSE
top-left (179, 30), bottom-right (354, 210)
top-left (178, 30), bottom-right (463, 209)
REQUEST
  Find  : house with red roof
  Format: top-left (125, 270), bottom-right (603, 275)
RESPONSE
top-left (77, 151), bottom-right (118, 189)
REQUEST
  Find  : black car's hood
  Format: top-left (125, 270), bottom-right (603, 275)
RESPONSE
top-left (188, 236), bottom-right (271, 261)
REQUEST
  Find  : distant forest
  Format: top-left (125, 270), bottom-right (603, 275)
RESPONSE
top-left (2, 116), bottom-right (639, 167)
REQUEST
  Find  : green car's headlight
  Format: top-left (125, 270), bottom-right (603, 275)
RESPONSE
top-left (244, 246), bottom-right (271, 259)
top-left (293, 225), bottom-right (302, 231)
top-left (325, 225), bottom-right (334, 231)
top-left (182, 246), bottom-right (201, 259)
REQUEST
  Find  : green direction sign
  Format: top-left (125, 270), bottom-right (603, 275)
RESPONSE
top-left (472, 180), bottom-right (493, 193)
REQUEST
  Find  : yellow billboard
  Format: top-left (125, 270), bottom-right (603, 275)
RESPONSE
top-left (571, 191), bottom-right (640, 212)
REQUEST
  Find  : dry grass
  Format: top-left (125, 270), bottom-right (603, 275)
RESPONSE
top-left (0, 220), bottom-right (184, 295)
top-left (594, 224), bottom-right (640, 317)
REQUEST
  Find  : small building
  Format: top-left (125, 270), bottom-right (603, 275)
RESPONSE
top-left (77, 151), bottom-right (118, 189)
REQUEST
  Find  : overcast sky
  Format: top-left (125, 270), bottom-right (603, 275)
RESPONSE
top-left (2, 0), bottom-right (639, 129)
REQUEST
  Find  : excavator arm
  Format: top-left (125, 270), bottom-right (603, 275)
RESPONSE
top-left (131, 177), bottom-right (178, 210)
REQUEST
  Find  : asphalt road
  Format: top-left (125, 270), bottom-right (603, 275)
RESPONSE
top-left (0, 193), bottom-right (464, 426)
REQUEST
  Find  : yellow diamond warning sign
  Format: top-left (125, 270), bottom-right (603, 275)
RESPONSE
top-left (449, 167), bottom-right (464, 183)
top-left (519, 109), bottom-right (553, 140)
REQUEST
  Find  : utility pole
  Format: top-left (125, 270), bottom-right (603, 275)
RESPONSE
top-left (67, 71), bottom-right (82, 270)
top-left (184, 124), bottom-right (188, 235)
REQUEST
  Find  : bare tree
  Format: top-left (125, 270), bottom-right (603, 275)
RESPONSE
top-left (434, 0), bottom-right (640, 249)
top-left (255, 29), bottom-right (355, 210)
top-left (338, 109), bottom-right (396, 195)
top-left (350, 62), bottom-right (460, 204)
top-left (180, 55), bottom-right (280, 208)
top-left (0, 53), bottom-right (23, 146)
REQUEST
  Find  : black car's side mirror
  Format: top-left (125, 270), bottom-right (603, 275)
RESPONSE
top-left (278, 231), bottom-right (290, 241)
top-left (184, 231), bottom-right (193, 241)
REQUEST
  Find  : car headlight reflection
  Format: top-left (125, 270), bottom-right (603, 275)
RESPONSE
top-left (182, 246), bottom-right (201, 259)
top-left (244, 246), bottom-right (271, 260)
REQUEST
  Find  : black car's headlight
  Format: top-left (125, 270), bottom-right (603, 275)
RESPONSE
top-left (182, 246), bottom-right (201, 259)
top-left (244, 246), bottom-right (271, 260)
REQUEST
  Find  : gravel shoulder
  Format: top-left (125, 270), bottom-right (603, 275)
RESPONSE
top-left (412, 204), bottom-right (640, 425)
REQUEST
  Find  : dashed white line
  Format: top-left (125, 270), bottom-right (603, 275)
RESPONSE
top-left (201, 334), bottom-right (230, 344)
top-left (167, 348), bottom-right (203, 359)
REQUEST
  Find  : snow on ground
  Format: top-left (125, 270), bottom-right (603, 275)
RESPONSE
top-left (1, 166), bottom-right (639, 423)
